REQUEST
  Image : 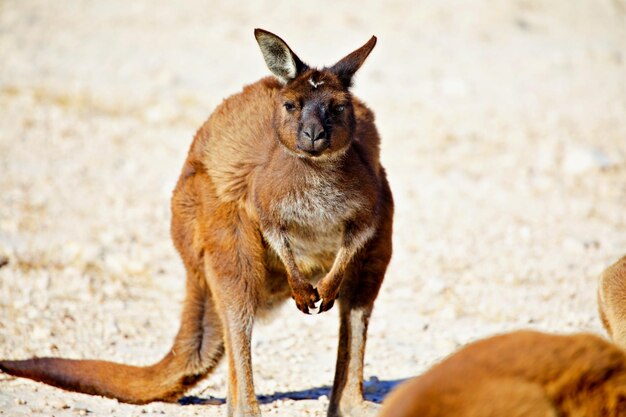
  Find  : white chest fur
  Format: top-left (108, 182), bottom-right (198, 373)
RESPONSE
top-left (274, 171), bottom-right (361, 226)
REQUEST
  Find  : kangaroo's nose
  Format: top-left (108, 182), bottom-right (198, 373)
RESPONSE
top-left (303, 125), bottom-right (326, 142)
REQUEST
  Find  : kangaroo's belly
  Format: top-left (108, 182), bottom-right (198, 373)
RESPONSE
top-left (263, 224), bottom-right (342, 282)
top-left (288, 224), bottom-right (342, 275)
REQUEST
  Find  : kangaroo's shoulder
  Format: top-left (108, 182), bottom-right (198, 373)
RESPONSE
top-left (172, 78), bottom-right (280, 209)
top-left (204, 76), bottom-right (280, 144)
top-left (348, 97), bottom-right (382, 178)
top-left (215, 77), bottom-right (281, 117)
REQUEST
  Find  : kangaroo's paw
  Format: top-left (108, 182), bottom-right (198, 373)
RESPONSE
top-left (291, 282), bottom-right (320, 314)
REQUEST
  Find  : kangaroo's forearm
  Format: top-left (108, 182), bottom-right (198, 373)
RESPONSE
top-left (264, 228), bottom-right (320, 314)
top-left (317, 223), bottom-right (376, 311)
top-left (264, 229), bottom-right (304, 285)
top-left (280, 242), bottom-right (308, 292)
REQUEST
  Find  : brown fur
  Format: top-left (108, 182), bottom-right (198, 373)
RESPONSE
top-left (0, 29), bottom-right (392, 417)
top-left (378, 330), bottom-right (626, 417)
top-left (379, 256), bottom-right (626, 417)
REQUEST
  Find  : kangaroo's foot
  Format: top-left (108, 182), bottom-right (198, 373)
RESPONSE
top-left (330, 399), bottom-right (380, 417)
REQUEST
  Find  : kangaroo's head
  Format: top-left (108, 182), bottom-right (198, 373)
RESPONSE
top-left (254, 29), bottom-right (376, 159)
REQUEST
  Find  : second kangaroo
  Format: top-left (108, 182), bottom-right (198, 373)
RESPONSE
top-left (0, 29), bottom-right (394, 417)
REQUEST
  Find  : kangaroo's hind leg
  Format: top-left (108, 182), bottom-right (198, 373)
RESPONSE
top-left (327, 198), bottom-right (393, 417)
top-left (203, 207), bottom-right (266, 417)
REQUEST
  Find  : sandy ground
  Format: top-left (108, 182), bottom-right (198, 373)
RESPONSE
top-left (1, 0), bottom-right (626, 416)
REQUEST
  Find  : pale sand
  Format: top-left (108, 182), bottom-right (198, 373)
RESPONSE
top-left (1, 1), bottom-right (625, 416)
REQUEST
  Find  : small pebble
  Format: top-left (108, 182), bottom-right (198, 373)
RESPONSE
top-left (48, 398), bottom-right (70, 409)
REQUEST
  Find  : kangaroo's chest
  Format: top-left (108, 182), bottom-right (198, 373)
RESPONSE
top-left (276, 180), bottom-right (357, 228)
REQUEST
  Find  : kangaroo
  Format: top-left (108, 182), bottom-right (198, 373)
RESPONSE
top-left (378, 330), bottom-right (626, 417)
top-left (0, 29), bottom-right (393, 417)
top-left (378, 257), bottom-right (626, 417)
top-left (599, 255), bottom-right (626, 349)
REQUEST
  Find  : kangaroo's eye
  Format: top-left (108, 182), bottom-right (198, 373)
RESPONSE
top-left (332, 105), bottom-right (345, 116)
top-left (283, 102), bottom-right (296, 112)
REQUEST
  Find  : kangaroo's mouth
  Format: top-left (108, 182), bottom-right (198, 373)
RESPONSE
top-left (296, 138), bottom-right (331, 157)
top-left (297, 147), bottom-right (324, 157)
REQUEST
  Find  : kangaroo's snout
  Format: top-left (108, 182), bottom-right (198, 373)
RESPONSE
top-left (298, 106), bottom-right (330, 155)
top-left (302, 123), bottom-right (326, 142)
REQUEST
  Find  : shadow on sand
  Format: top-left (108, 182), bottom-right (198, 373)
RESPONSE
top-left (179, 377), bottom-right (407, 406)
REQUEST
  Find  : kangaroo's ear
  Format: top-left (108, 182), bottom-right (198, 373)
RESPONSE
top-left (254, 29), bottom-right (307, 84)
top-left (329, 36), bottom-right (377, 87)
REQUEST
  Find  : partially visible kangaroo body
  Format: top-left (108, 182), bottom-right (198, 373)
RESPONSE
top-left (378, 330), bottom-right (626, 417)
top-left (0, 29), bottom-right (393, 417)
top-left (599, 255), bottom-right (626, 349)
top-left (378, 256), bottom-right (626, 417)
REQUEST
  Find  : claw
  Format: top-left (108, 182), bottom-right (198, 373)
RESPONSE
top-left (297, 303), bottom-right (310, 315)
top-left (309, 299), bottom-right (323, 314)
top-left (318, 298), bottom-right (335, 314)
top-left (293, 284), bottom-right (320, 315)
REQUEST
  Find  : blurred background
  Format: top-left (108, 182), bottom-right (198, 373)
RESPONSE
top-left (1, 1), bottom-right (625, 416)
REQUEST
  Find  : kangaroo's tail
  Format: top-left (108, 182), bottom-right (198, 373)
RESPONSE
top-left (0, 277), bottom-right (223, 404)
